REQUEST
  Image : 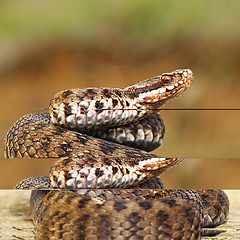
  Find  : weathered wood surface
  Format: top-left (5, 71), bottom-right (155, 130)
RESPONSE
top-left (0, 191), bottom-right (33, 240)
top-left (0, 190), bottom-right (239, 239)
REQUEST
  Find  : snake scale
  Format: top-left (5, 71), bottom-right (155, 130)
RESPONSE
top-left (5, 69), bottom-right (229, 240)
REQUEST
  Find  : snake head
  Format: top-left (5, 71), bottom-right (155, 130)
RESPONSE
top-left (136, 157), bottom-right (184, 175)
top-left (128, 69), bottom-right (193, 109)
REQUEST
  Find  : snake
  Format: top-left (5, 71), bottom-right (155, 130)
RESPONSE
top-left (5, 69), bottom-right (229, 239)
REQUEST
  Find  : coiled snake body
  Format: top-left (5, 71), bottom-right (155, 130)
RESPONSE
top-left (5, 69), bottom-right (229, 239)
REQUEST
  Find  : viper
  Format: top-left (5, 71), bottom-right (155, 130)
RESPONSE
top-left (5, 69), bottom-right (229, 239)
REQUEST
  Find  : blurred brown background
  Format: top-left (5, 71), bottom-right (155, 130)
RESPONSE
top-left (0, 0), bottom-right (240, 188)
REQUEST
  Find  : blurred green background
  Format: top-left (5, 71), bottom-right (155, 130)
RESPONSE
top-left (1, 0), bottom-right (240, 188)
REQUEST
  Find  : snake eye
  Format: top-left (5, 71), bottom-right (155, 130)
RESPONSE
top-left (162, 75), bottom-right (171, 84)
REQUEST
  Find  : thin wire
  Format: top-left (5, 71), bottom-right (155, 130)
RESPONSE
top-left (160, 108), bottom-right (240, 111)
top-left (33, 108), bottom-right (49, 111)
top-left (32, 107), bottom-right (240, 111)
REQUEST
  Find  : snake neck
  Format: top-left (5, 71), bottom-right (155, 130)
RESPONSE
top-left (123, 69), bottom-right (193, 111)
top-left (49, 69), bottom-right (193, 132)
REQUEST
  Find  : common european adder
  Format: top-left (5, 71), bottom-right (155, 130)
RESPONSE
top-left (5, 69), bottom-right (229, 240)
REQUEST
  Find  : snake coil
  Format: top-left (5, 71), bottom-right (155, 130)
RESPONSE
top-left (5, 69), bottom-right (229, 240)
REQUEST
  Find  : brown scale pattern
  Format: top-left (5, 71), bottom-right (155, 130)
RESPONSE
top-left (29, 189), bottom-right (229, 240)
top-left (31, 190), bottom-right (204, 239)
top-left (6, 69), bottom-right (229, 239)
top-left (8, 114), bottom-right (229, 239)
top-left (5, 112), bottom-right (156, 159)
